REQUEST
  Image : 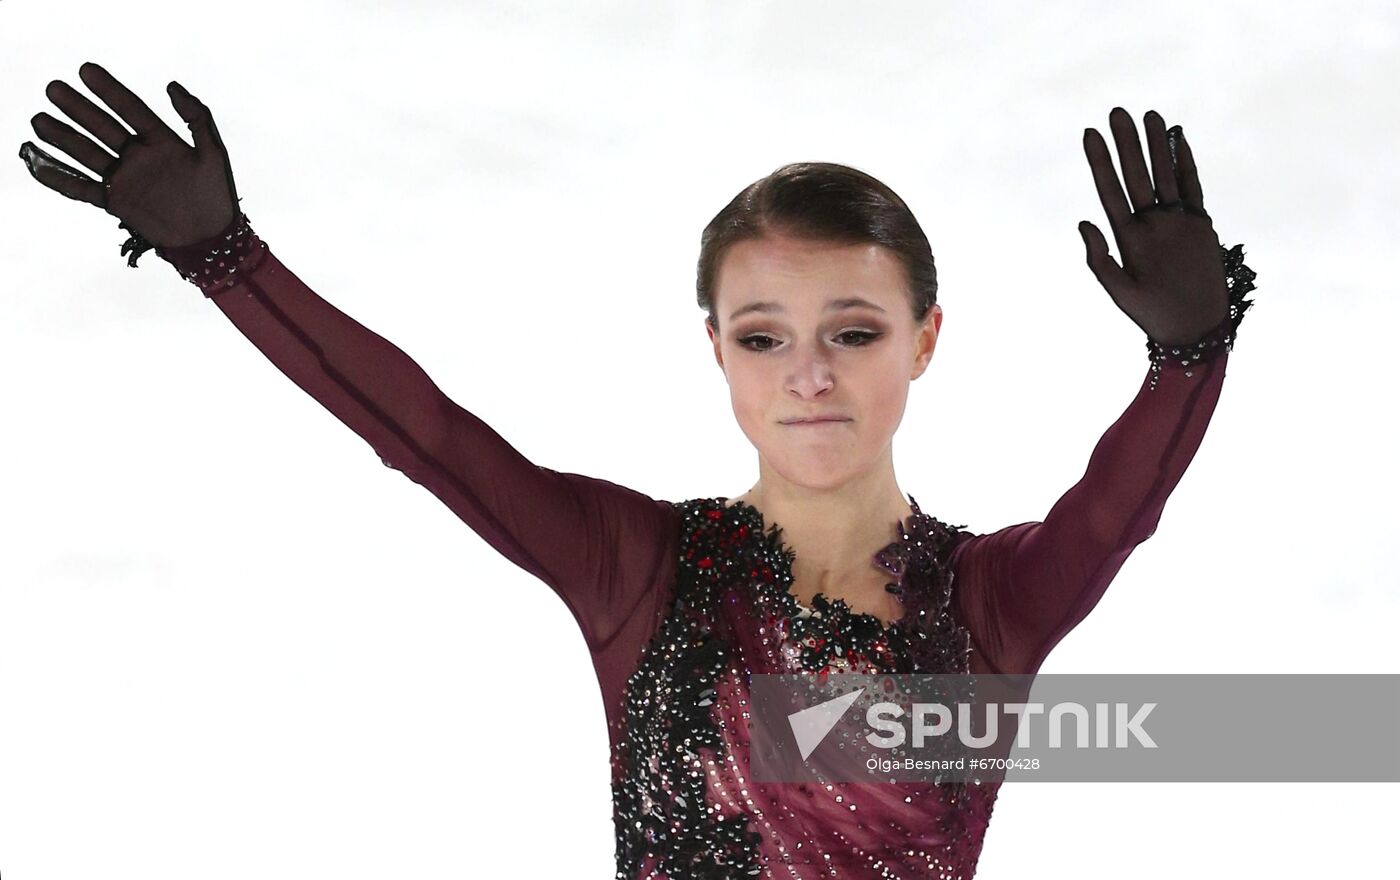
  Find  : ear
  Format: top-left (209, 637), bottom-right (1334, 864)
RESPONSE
top-left (910, 304), bottom-right (943, 381)
top-left (706, 317), bottom-right (726, 372)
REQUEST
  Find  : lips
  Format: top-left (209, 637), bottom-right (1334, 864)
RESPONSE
top-left (781, 416), bottom-right (851, 424)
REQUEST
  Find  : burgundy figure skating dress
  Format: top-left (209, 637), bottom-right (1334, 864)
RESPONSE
top-left (149, 213), bottom-right (1254, 879)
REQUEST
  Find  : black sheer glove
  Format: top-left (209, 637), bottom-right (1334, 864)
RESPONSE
top-left (19, 61), bottom-right (241, 261)
top-left (1078, 109), bottom-right (1258, 385)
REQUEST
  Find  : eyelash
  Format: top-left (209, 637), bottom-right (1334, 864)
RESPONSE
top-left (736, 330), bottom-right (883, 352)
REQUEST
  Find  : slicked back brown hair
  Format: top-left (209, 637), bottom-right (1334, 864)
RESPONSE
top-left (697, 162), bottom-right (937, 330)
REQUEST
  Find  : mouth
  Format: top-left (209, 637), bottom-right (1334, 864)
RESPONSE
top-left (780, 417), bottom-right (852, 425)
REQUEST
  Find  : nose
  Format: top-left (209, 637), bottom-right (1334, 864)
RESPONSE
top-left (784, 341), bottom-right (836, 399)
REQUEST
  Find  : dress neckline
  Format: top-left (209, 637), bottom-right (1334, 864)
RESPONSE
top-left (719, 493), bottom-right (927, 633)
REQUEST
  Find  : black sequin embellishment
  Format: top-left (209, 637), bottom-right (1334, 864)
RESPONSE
top-left (117, 219), bottom-right (157, 268)
top-left (612, 495), bottom-right (986, 879)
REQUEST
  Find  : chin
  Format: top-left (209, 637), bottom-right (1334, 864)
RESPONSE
top-left (768, 456), bottom-right (863, 491)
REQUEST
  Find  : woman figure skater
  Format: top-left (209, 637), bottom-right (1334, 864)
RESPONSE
top-left (20, 62), bottom-right (1255, 879)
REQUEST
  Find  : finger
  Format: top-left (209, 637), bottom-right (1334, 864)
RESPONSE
top-left (31, 111), bottom-right (119, 177)
top-left (1078, 220), bottom-right (1142, 315)
top-left (166, 81), bottom-right (223, 157)
top-left (1078, 220), bottom-right (1131, 289)
top-left (1172, 128), bottom-right (1205, 213)
top-left (1108, 107), bottom-right (1155, 211)
top-left (18, 141), bottom-right (107, 208)
top-left (77, 61), bottom-right (174, 142)
top-left (167, 81), bottom-right (239, 206)
top-left (45, 78), bottom-right (132, 154)
top-left (1143, 110), bottom-right (1180, 205)
top-left (1083, 127), bottom-right (1132, 232)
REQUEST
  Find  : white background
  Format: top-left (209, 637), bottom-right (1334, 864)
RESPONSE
top-left (3, 1), bottom-right (1397, 877)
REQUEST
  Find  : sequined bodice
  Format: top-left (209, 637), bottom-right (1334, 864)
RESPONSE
top-left (611, 496), bottom-right (998, 879)
top-left (727, 497), bottom-right (975, 677)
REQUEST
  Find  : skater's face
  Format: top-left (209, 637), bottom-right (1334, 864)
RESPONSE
top-left (706, 233), bottom-right (941, 491)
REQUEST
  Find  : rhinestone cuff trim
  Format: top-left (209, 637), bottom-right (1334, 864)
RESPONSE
top-left (153, 212), bottom-right (268, 297)
top-left (1144, 243), bottom-right (1257, 391)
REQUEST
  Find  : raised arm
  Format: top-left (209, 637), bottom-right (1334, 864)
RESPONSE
top-left (168, 221), bottom-right (676, 650)
top-left (20, 63), bottom-right (677, 653)
top-left (952, 342), bottom-right (1232, 674)
top-left (950, 108), bottom-right (1257, 674)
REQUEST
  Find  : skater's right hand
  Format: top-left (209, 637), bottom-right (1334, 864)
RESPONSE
top-left (19, 61), bottom-right (241, 249)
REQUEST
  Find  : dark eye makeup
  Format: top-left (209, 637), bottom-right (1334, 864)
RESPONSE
top-left (735, 329), bottom-right (883, 352)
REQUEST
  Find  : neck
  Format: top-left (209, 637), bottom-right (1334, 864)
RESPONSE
top-left (731, 459), bottom-right (917, 582)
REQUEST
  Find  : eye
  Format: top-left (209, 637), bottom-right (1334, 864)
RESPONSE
top-left (836, 329), bottom-right (882, 346)
top-left (737, 334), bottom-right (779, 352)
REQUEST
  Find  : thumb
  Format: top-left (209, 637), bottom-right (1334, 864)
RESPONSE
top-left (1077, 220), bottom-right (1129, 298)
top-left (166, 81), bottom-right (223, 157)
top-left (1077, 220), bottom-right (1107, 266)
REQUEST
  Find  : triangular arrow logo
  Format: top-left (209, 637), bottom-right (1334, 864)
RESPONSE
top-left (788, 687), bottom-right (866, 760)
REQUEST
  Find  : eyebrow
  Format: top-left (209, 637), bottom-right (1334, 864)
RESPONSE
top-left (727, 297), bottom-right (887, 321)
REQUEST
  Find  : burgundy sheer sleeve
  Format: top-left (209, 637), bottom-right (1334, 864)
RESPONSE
top-left (950, 346), bottom-right (1231, 676)
top-left (153, 213), bottom-right (679, 665)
